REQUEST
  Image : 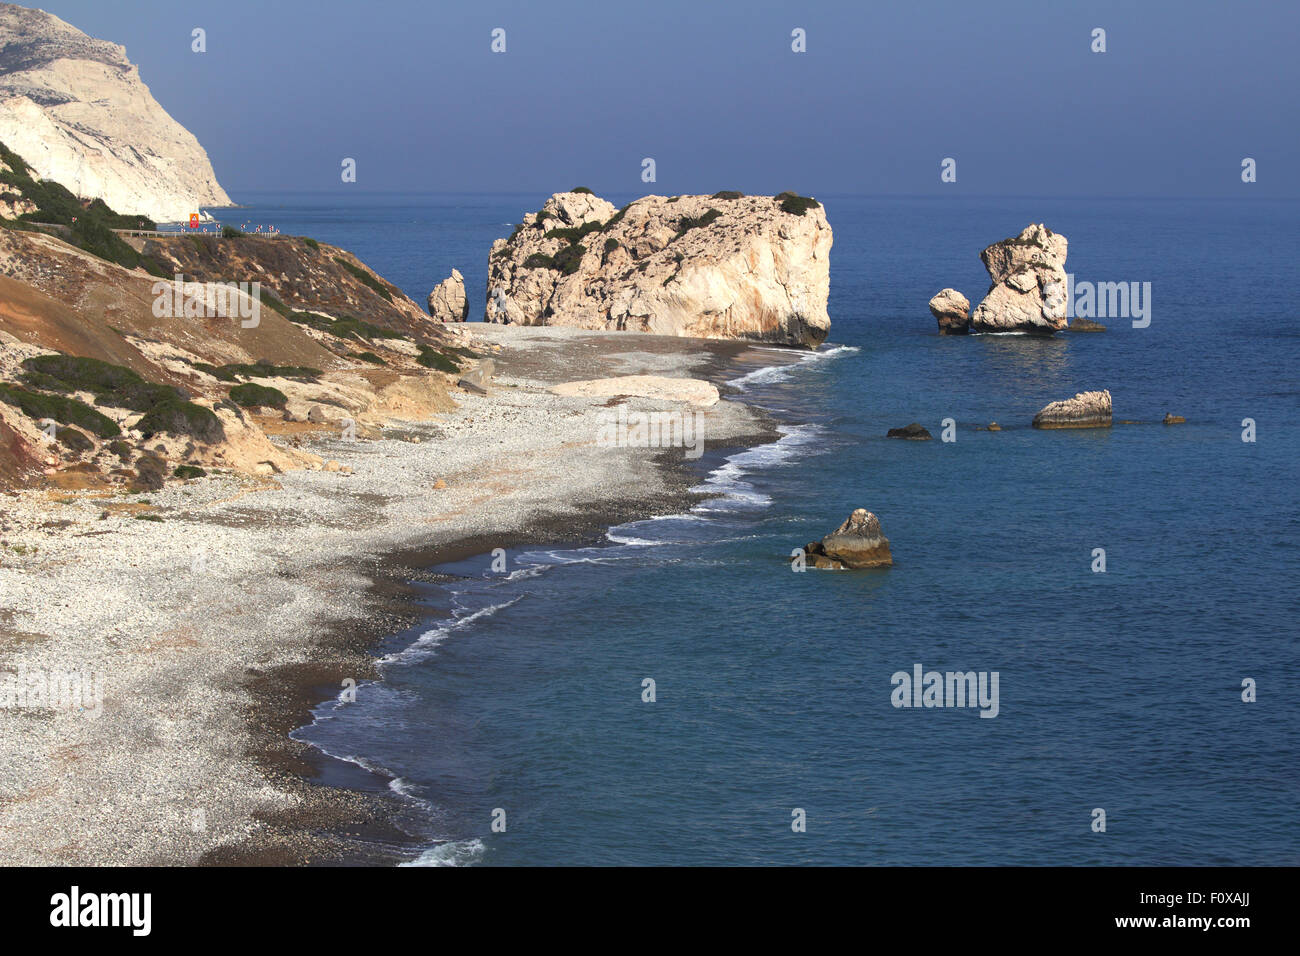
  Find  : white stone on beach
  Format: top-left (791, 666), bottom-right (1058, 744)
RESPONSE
top-left (550, 375), bottom-right (720, 406)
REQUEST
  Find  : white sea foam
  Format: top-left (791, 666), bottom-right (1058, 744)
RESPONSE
top-left (401, 839), bottom-right (487, 867)
top-left (728, 344), bottom-right (858, 391)
top-left (378, 595), bottom-right (525, 667)
top-left (688, 423), bottom-right (824, 513)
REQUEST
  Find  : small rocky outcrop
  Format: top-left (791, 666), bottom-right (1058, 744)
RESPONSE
top-left (887, 423), bottom-right (932, 440)
top-left (971, 224), bottom-right (1069, 333)
top-left (795, 509), bottom-right (893, 569)
top-left (427, 269), bottom-right (469, 322)
top-left (929, 288), bottom-right (970, 334)
top-left (485, 190), bottom-right (832, 348)
top-left (1032, 390), bottom-right (1112, 429)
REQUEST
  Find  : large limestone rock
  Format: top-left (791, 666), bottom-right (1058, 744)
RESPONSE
top-left (970, 224), bottom-right (1069, 334)
top-left (485, 190), bottom-right (832, 348)
top-left (809, 508), bottom-right (893, 569)
top-left (427, 268), bottom-right (469, 322)
top-left (928, 288), bottom-right (970, 334)
top-left (0, 4), bottom-right (231, 223)
top-left (1032, 390), bottom-right (1112, 429)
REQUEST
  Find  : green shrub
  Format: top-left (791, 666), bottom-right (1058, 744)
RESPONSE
top-left (523, 252), bottom-right (555, 270)
top-left (356, 351), bottom-right (386, 365)
top-left (302, 237), bottom-right (320, 250)
top-left (0, 384), bottom-right (120, 437)
top-left (136, 400), bottom-right (225, 444)
top-left (286, 311), bottom-right (403, 341)
top-left (333, 257), bottom-right (394, 301)
top-left (21, 354), bottom-right (184, 412)
top-left (221, 225), bottom-right (245, 238)
top-left (133, 513), bottom-right (164, 522)
top-left (601, 205), bottom-right (632, 231)
top-left (553, 244), bottom-right (586, 275)
top-left (56, 425), bottom-right (94, 454)
top-left (604, 237), bottom-right (620, 252)
top-left (108, 439), bottom-right (132, 461)
top-left (195, 360), bottom-right (320, 382)
top-left (416, 346), bottom-right (459, 372)
top-left (711, 190), bottom-right (744, 200)
top-left (775, 192), bottom-right (821, 216)
top-left (571, 186), bottom-right (593, 194)
top-left (544, 219), bottom-right (604, 243)
top-left (229, 382), bottom-right (288, 410)
top-left (258, 290), bottom-right (289, 315)
top-left (173, 465), bottom-right (207, 480)
top-left (673, 208), bottom-right (722, 239)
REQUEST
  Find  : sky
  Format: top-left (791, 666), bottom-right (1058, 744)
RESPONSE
top-left (29, 0), bottom-right (1300, 199)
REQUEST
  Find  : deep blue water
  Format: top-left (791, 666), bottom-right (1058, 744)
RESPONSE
top-left (221, 194), bottom-right (1298, 865)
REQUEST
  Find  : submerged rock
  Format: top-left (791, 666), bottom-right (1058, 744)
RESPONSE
top-left (1032, 390), bottom-right (1112, 429)
top-left (928, 288), bottom-right (971, 335)
top-left (1067, 318), bottom-right (1106, 332)
top-left (970, 224), bottom-right (1069, 334)
top-left (427, 269), bottom-right (470, 322)
top-left (485, 190), bottom-right (832, 347)
top-left (887, 423), bottom-right (932, 440)
top-left (819, 509), bottom-right (893, 569)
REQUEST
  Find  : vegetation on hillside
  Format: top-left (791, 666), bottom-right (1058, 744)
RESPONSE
top-left (0, 140), bottom-right (167, 275)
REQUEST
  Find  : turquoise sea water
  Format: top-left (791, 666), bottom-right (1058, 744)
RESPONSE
top-left (215, 193), bottom-right (1299, 865)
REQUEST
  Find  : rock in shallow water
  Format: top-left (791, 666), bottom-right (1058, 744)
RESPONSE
top-left (887, 423), bottom-right (932, 440)
top-left (970, 224), bottom-right (1069, 334)
top-left (929, 288), bottom-right (971, 335)
top-left (1032, 390), bottom-right (1113, 429)
top-left (803, 508), bottom-right (893, 569)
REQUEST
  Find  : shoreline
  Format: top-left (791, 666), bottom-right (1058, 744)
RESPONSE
top-left (0, 325), bottom-right (786, 865)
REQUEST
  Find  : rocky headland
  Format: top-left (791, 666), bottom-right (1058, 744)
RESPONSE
top-left (0, 3), bottom-right (231, 223)
top-left (482, 189), bottom-right (832, 348)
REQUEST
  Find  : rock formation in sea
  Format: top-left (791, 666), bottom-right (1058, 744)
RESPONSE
top-left (0, 3), bottom-right (231, 223)
top-left (1163, 413), bottom-right (1186, 424)
top-left (929, 288), bottom-right (971, 334)
top-left (887, 423), bottom-right (932, 440)
top-left (1032, 390), bottom-right (1113, 429)
top-left (427, 269), bottom-right (469, 322)
top-left (971, 224), bottom-right (1069, 334)
top-left (797, 508), bottom-right (893, 569)
top-left (485, 189), bottom-right (832, 347)
top-left (929, 224), bottom-right (1070, 335)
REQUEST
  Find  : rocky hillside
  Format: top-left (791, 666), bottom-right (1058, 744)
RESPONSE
top-left (0, 145), bottom-right (476, 491)
top-left (0, 3), bottom-right (230, 222)
top-left (484, 189), bottom-right (832, 348)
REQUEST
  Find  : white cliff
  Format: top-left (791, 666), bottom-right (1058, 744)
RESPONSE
top-left (485, 190), bottom-right (832, 348)
top-left (0, 3), bottom-right (231, 223)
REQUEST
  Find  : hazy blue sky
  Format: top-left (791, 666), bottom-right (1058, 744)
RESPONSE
top-left (33, 0), bottom-right (1300, 198)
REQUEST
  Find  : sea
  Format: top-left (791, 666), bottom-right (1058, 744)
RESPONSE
top-left (204, 192), bottom-right (1299, 865)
